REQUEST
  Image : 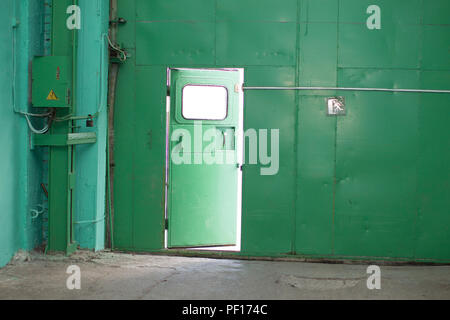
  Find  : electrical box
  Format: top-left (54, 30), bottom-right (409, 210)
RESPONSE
top-left (32, 56), bottom-right (71, 108)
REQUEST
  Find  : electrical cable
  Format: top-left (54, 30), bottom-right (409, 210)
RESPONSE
top-left (106, 33), bottom-right (127, 62)
top-left (24, 114), bottom-right (50, 134)
top-left (19, 111), bottom-right (52, 117)
top-left (15, 32), bottom-right (113, 132)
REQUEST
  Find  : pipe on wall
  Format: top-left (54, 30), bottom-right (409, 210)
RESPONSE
top-left (243, 86), bottom-right (450, 94)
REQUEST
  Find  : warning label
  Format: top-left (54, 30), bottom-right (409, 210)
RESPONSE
top-left (47, 90), bottom-right (59, 101)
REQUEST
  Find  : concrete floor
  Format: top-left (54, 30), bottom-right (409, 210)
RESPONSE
top-left (0, 250), bottom-right (449, 300)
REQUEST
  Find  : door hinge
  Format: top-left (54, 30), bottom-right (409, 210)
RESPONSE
top-left (165, 218), bottom-right (168, 230)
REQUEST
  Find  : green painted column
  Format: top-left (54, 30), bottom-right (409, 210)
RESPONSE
top-left (47, 0), bottom-right (109, 253)
top-left (73, 0), bottom-right (109, 250)
top-left (47, 0), bottom-right (76, 253)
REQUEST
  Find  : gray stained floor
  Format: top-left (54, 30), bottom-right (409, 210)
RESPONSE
top-left (0, 250), bottom-right (449, 300)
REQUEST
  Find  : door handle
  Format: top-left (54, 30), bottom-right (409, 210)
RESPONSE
top-left (217, 127), bottom-right (235, 150)
top-left (174, 134), bottom-right (183, 152)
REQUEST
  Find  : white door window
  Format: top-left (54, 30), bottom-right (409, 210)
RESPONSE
top-left (182, 85), bottom-right (228, 120)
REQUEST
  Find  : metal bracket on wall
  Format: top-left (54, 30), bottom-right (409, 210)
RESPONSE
top-left (33, 132), bottom-right (97, 146)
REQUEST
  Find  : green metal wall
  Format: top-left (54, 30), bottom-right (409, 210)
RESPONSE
top-left (0, 0), bottom-right (20, 268)
top-left (0, 0), bottom-right (48, 268)
top-left (113, 0), bottom-right (450, 262)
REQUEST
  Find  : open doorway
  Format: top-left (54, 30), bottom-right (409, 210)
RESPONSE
top-left (164, 68), bottom-right (244, 252)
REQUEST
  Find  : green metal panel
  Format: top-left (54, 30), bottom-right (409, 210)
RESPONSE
top-left (47, 0), bottom-right (76, 254)
top-left (136, 21), bottom-right (216, 66)
top-left (296, 1), bottom-right (335, 256)
top-left (415, 70), bottom-right (450, 260)
top-left (32, 56), bottom-right (71, 108)
top-left (216, 21), bottom-right (297, 66)
top-left (112, 49), bottom-right (136, 249)
top-left (133, 66), bottom-right (166, 250)
top-left (295, 95), bottom-right (335, 255)
top-left (422, 26), bottom-right (450, 70)
top-left (338, 23), bottom-right (421, 68)
top-left (167, 69), bottom-right (240, 247)
top-left (114, 0), bottom-right (450, 262)
top-left (300, 0), bottom-right (338, 21)
top-left (241, 66), bottom-right (296, 254)
top-left (136, 0), bottom-right (215, 21)
top-left (339, 0), bottom-right (422, 23)
top-left (334, 69), bottom-right (420, 258)
top-left (298, 22), bottom-right (338, 87)
top-left (114, 46), bottom-right (135, 248)
top-left (423, 0), bottom-right (450, 25)
top-left (338, 0), bottom-right (422, 69)
top-left (216, 0), bottom-right (298, 22)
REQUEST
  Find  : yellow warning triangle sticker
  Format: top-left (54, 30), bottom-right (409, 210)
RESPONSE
top-left (46, 90), bottom-right (59, 101)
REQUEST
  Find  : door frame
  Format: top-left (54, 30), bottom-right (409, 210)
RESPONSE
top-left (164, 67), bottom-right (244, 251)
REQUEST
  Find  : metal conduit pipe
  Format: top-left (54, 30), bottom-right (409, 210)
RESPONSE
top-left (106, 0), bottom-right (119, 249)
top-left (242, 86), bottom-right (450, 94)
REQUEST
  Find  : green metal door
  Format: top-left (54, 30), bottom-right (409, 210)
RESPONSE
top-left (168, 69), bottom-right (241, 248)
